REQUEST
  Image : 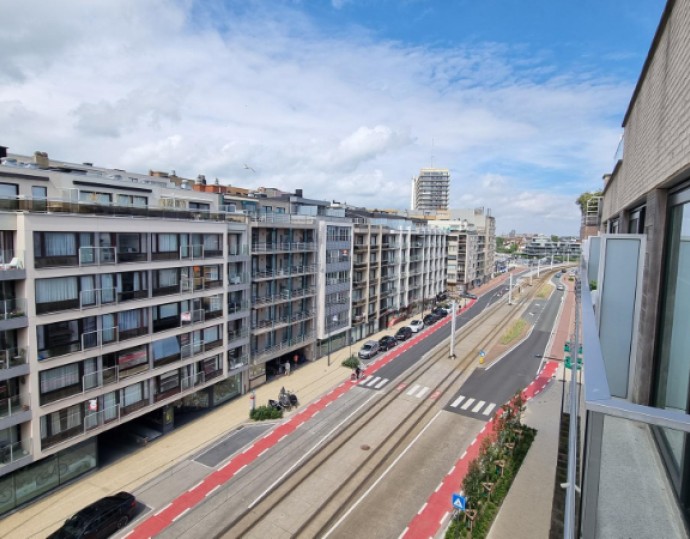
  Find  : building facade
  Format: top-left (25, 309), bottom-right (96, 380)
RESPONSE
top-left (577, 1), bottom-right (690, 534)
top-left (411, 168), bottom-right (450, 212)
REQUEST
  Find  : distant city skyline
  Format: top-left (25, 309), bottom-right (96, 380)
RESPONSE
top-left (0, 0), bottom-right (666, 235)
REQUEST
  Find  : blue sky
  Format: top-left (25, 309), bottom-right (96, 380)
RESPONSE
top-left (0, 0), bottom-right (666, 235)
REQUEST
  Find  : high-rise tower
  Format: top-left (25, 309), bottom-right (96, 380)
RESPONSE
top-left (411, 168), bottom-right (450, 212)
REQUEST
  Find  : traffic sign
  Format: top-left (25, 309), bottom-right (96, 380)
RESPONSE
top-left (452, 493), bottom-right (466, 511)
top-left (479, 350), bottom-right (486, 357)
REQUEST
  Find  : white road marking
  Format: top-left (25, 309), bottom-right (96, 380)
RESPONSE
top-left (154, 502), bottom-right (172, 516)
top-left (460, 398), bottom-right (475, 410)
top-left (406, 384), bottom-right (421, 396)
top-left (450, 395), bottom-right (465, 408)
top-left (172, 507), bottom-right (191, 522)
top-left (415, 386), bottom-right (431, 399)
top-left (359, 376), bottom-right (373, 385)
top-left (365, 377), bottom-right (381, 387)
top-left (483, 403), bottom-right (497, 416)
top-left (322, 410), bottom-right (444, 538)
top-left (205, 485), bottom-right (220, 497)
top-left (472, 400), bottom-right (486, 413)
top-left (374, 378), bottom-right (389, 389)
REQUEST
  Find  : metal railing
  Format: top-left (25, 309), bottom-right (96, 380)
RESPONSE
top-left (0, 395), bottom-right (28, 419)
top-left (0, 297), bottom-right (26, 320)
top-left (0, 440), bottom-right (29, 465)
top-left (0, 249), bottom-right (25, 271)
top-left (0, 347), bottom-right (27, 369)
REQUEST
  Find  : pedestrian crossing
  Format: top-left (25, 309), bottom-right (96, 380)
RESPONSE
top-left (357, 375), bottom-right (390, 390)
top-left (357, 376), bottom-right (499, 417)
top-left (446, 394), bottom-right (498, 417)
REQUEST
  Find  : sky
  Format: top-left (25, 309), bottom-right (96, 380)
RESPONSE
top-left (0, 0), bottom-right (666, 235)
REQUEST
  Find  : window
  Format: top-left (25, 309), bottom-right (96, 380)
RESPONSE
top-left (654, 190), bottom-right (690, 490)
top-left (39, 364), bottom-right (81, 404)
top-left (37, 320), bottom-right (81, 359)
top-left (117, 194), bottom-right (147, 207)
top-left (152, 336), bottom-right (181, 364)
top-left (79, 191), bottom-right (111, 205)
top-left (0, 183), bottom-right (18, 199)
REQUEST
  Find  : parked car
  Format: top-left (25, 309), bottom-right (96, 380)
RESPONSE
top-left (461, 292), bottom-right (478, 300)
top-left (48, 491), bottom-right (137, 539)
top-left (358, 340), bottom-right (380, 360)
top-left (409, 319), bottom-right (424, 333)
top-left (395, 326), bottom-right (413, 341)
top-left (557, 284), bottom-right (565, 291)
top-left (433, 307), bottom-right (448, 317)
top-left (378, 335), bottom-right (398, 351)
top-left (423, 313), bottom-right (438, 326)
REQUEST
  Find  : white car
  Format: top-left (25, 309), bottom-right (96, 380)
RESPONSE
top-left (409, 319), bottom-right (424, 333)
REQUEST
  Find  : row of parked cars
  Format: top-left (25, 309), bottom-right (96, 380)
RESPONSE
top-left (358, 306), bottom-right (451, 360)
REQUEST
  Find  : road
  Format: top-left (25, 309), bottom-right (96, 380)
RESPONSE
top-left (126, 274), bottom-right (563, 538)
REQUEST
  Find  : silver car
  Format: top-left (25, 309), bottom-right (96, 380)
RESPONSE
top-left (358, 340), bottom-right (380, 359)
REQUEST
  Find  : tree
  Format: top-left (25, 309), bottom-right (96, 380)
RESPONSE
top-left (550, 235), bottom-right (559, 243)
top-left (576, 191), bottom-right (603, 214)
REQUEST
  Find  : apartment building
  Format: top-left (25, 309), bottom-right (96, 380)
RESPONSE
top-left (0, 151), bottom-right (254, 514)
top-left (411, 168), bottom-right (450, 212)
top-left (576, 1), bottom-right (690, 535)
top-left (427, 208), bottom-right (496, 293)
top-left (347, 210), bottom-right (447, 342)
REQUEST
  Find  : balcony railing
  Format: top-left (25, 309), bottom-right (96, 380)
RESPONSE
top-left (228, 301), bottom-right (250, 315)
top-left (251, 331), bottom-right (315, 361)
top-left (251, 264), bottom-right (317, 280)
top-left (84, 404), bottom-right (120, 432)
top-left (80, 288), bottom-right (117, 309)
top-left (229, 354), bottom-right (250, 370)
top-left (180, 338), bottom-right (223, 359)
top-left (227, 327), bottom-right (249, 343)
top-left (0, 395), bottom-right (28, 419)
top-left (0, 249), bottom-right (25, 271)
top-left (0, 347), bottom-right (27, 369)
top-left (0, 297), bottom-right (26, 320)
top-left (252, 287), bottom-right (316, 306)
top-left (0, 441), bottom-right (30, 465)
top-left (81, 326), bottom-right (118, 350)
top-left (251, 241), bottom-right (315, 252)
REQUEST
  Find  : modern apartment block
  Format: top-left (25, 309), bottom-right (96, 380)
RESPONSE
top-left (411, 168), bottom-right (450, 212)
top-left (347, 210), bottom-right (447, 342)
top-left (575, 1), bottom-right (690, 535)
top-left (428, 208), bottom-right (496, 293)
top-left (0, 147), bottom-right (453, 514)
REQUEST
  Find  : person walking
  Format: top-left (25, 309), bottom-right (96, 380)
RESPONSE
top-left (285, 360), bottom-right (291, 376)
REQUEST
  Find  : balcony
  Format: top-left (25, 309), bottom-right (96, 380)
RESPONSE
top-left (251, 310), bottom-right (315, 333)
top-left (180, 338), bottom-right (223, 359)
top-left (228, 327), bottom-right (249, 344)
top-left (228, 300), bottom-right (249, 316)
top-left (251, 331), bottom-right (315, 361)
top-left (251, 264), bottom-right (317, 280)
top-left (0, 347), bottom-right (27, 371)
top-left (0, 298), bottom-right (27, 328)
top-left (0, 441), bottom-right (30, 467)
top-left (0, 395), bottom-right (29, 420)
top-left (251, 241), bottom-right (315, 253)
top-left (0, 250), bottom-right (25, 278)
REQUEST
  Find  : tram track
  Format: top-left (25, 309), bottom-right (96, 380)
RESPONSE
top-left (212, 275), bottom-right (550, 538)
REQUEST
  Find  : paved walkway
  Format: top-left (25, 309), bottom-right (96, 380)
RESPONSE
top-left (0, 271), bottom-right (517, 538)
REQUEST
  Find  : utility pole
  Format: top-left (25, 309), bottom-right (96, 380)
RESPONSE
top-left (449, 300), bottom-right (457, 358)
top-left (508, 273), bottom-right (513, 305)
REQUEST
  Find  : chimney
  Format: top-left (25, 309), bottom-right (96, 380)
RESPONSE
top-left (196, 174), bottom-right (206, 185)
top-left (295, 188), bottom-right (303, 198)
top-left (34, 151), bottom-right (49, 168)
top-left (0, 146), bottom-right (7, 159)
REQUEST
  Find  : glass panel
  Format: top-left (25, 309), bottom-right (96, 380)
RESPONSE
top-left (655, 200), bottom-right (690, 471)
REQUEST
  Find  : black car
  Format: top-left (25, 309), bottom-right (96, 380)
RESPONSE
top-left (48, 491), bottom-right (137, 539)
top-left (433, 307), bottom-right (448, 318)
top-left (395, 326), bottom-right (413, 341)
top-left (461, 292), bottom-right (478, 300)
top-left (423, 313), bottom-right (438, 326)
top-left (379, 335), bottom-right (398, 351)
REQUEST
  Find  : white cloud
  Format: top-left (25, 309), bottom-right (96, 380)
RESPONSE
top-left (0, 0), bottom-right (630, 235)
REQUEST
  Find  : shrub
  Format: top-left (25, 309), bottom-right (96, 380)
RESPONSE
top-left (341, 356), bottom-right (360, 370)
top-left (250, 405), bottom-right (283, 421)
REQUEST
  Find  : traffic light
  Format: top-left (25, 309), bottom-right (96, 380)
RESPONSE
top-left (564, 341), bottom-right (571, 353)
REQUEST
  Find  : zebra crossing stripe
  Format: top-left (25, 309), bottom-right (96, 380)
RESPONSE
top-left (374, 378), bottom-right (388, 389)
top-left (359, 376), bottom-right (373, 385)
top-left (472, 400), bottom-right (485, 413)
top-left (406, 384), bottom-right (421, 396)
top-left (460, 398), bottom-right (475, 410)
top-left (482, 403), bottom-right (497, 416)
top-left (415, 386), bottom-right (430, 399)
top-left (450, 395), bottom-right (465, 408)
top-left (365, 377), bottom-right (381, 387)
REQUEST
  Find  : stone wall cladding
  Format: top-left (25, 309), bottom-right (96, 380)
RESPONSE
top-left (609, 1), bottom-right (690, 214)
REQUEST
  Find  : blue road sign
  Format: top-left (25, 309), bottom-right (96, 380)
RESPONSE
top-left (452, 493), bottom-right (466, 511)
top-left (479, 350), bottom-right (486, 357)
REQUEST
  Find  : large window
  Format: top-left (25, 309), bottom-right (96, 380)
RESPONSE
top-left (655, 190), bottom-right (690, 492)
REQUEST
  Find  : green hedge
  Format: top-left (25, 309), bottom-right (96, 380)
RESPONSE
top-left (445, 392), bottom-right (536, 538)
top-left (250, 405), bottom-right (283, 421)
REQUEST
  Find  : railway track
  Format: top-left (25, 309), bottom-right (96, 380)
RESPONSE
top-left (213, 275), bottom-right (551, 538)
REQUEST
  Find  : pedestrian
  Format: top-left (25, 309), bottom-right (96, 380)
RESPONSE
top-left (285, 360), bottom-right (291, 376)
top-left (355, 365), bottom-right (361, 379)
